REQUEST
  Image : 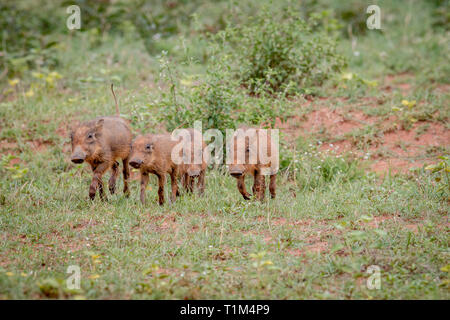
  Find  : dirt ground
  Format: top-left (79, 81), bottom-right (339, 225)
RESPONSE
top-left (275, 77), bottom-right (449, 175)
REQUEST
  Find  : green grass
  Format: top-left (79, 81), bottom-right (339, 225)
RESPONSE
top-left (0, 0), bottom-right (449, 299)
top-left (0, 154), bottom-right (448, 299)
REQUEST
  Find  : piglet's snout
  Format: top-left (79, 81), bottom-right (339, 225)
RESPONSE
top-left (188, 169), bottom-right (201, 177)
top-left (129, 159), bottom-right (143, 169)
top-left (229, 169), bottom-right (243, 177)
top-left (71, 152), bottom-right (86, 164)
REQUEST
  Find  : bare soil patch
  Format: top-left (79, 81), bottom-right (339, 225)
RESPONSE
top-left (280, 90), bottom-right (448, 175)
top-left (0, 140), bottom-right (18, 154)
top-left (382, 73), bottom-right (415, 94)
top-left (0, 138), bottom-right (54, 157)
top-left (300, 108), bottom-right (376, 137)
top-left (365, 215), bottom-right (394, 228)
top-left (287, 241), bottom-right (329, 256)
top-left (369, 121), bottom-right (449, 174)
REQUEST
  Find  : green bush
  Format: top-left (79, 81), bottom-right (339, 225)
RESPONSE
top-left (236, 89), bottom-right (293, 126)
top-left (214, 7), bottom-right (346, 94)
top-left (131, 0), bottom-right (214, 55)
top-left (301, 0), bottom-right (368, 37)
top-left (154, 53), bottom-right (296, 134)
top-left (61, 0), bottom-right (130, 35)
top-left (154, 53), bottom-right (239, 135)
top-left (0, 2), bottom-right (60, 77)
top-left (151, 6), bottom-right (347, 133)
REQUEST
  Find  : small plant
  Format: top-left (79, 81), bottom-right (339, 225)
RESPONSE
top-left (250, 251), bottom-right (274, 269)
top-left (392, 99), bottom-right (434, 130)
top-left (425, 156), bottom-right (450, 195)
top-left (0, 155), bottom-right (29, 180)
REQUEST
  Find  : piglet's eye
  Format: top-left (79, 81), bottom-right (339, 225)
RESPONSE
top-left (146, 144), bottom-right (152, 150)
top-left (87, 133), bottom-right (94, 139)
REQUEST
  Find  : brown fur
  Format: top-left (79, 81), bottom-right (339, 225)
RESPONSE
top-left (70, 116), bottom-right (132, 200)
top-left (228, 127), bottom-right (277, 201)
top-left (129, 134), bottom-right (181, 205)
top-left (178, 128), bottom-right (208, 195)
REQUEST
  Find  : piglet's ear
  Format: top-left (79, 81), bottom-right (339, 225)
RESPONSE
top-left (95, 119), bottom-right (104, 132)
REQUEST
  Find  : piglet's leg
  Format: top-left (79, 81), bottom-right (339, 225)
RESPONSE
top-left (269, 174), bottom-right (276, 199)
top-left (188, 176), bottom-right (194, 193)
top-left (157, 173), bottom-right (166, 205)
top-left (254, 173), bottom-right (265, 201)
top-left (251, 172), bottom-right (258, 196)
top-left (108, 161), bottom-right (119, 195)
top-left (184, 173), bottom-right (193, 193)
top-left (140, 172), bottom-right (149, 204)
top-left (170, 171), bottom-right (179, 202)
top-left (237, 175), bottom-right (251, 200)
top-left (122, 157), bottom-right (130, 197)
top-left (181, 173), bottom-right (188, 191)
top-left (90, 162), bottom-right (110, 201)
top-left (197, 170), bottom-right (205, 195)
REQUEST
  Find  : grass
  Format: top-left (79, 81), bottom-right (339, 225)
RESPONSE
top-left (0, 0), bottom-right (449, 299)
top-left (0, 158), bottom-right (448, 299)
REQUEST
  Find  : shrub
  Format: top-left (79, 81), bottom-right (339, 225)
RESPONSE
top-left (152, 53), bottom-right (298, 138)
top-left (301, 0), bottom-right (368, 37)
top-left (236, 89), bottom-right (293, 126)
top-left (147, 4), bottom-right (347, 136)
top-left (214, 7), bottom-right (347, 94)
top-left (154, 53), bottom-right (239, 135)
top-left (131, 0), bottom-right (210, 55)
top-left (0, 2), bottom-right (60, 77)
top-left (61, 0), bottom-right (130, 35)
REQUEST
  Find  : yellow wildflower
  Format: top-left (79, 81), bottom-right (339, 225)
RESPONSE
top-left (8, 79), bottom-right (20, 86)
